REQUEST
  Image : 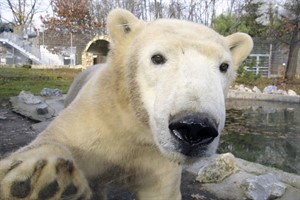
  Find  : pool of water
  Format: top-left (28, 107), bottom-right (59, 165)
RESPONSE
top-left (218, 99), bottom-right (300, 175)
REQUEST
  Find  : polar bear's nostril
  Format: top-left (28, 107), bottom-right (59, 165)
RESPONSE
top-left (168, 114), bottom-right (218, 146)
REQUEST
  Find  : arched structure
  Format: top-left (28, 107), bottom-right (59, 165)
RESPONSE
top-left (81, 35), bottom-right (110, 69)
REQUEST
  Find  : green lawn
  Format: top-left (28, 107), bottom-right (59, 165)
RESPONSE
top-left (0, 67), bottom-right (299, 100)
top-left (0, 67), bottom-right (81, 99)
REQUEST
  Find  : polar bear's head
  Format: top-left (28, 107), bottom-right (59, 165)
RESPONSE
top-left (107, 9), bottom-right (253, 163)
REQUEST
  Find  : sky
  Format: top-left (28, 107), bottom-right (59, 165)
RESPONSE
top-left (0, 0), bottom-right (52, 29)
top-left (0, 0), bottom-right (286, 30)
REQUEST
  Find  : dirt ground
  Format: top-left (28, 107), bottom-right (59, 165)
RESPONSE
top-left (0, 99), bottom-right (224, 200)
top-left (0, 100), bottom-right (38, 158)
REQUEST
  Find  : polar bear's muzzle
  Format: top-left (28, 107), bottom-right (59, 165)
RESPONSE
top-left (168, 113), bottom-right (219, 157)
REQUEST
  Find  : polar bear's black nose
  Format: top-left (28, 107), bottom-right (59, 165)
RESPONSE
top-left (169, 114), bottom-right (218, 146)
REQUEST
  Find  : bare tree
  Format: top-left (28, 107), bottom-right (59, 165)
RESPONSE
top-left (87, 0), bottom-right (223, 26)
top-left (153, 0), bottom-right (163, 19)
top-left (187, 0), bottom-right (196, 21)
top-left (3, 0), bottom-right (44, 34)
top-left (88, 0), bottom-right (147, 30)
top-left (280, 0), bottom-right (300, 80)
top-left (41, 0), bottom-right (103, 64)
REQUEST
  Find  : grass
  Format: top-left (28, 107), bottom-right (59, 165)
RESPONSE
top-left (0, 67), bottom-right (81, 99)
top-left (0, 67), bottom-right (299, 101)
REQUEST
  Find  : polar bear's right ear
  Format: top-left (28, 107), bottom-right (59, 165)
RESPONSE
top-left (225, 33), bottom-right (253, 69)
top-left (107, 9), bottom-right (145, 43)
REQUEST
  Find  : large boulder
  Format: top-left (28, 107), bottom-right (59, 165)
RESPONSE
top-left (241, 173), bottom-right (286, 200)
top-left (40, 88), bottom-right (63, 97)
top-left (196, 153), bottom-right (238, 183)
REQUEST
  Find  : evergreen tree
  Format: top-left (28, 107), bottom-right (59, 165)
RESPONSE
top-left (212, 14), bottom-right (248, 36)
top-left (212, 0), bottom-right (267, 37)
top-left (239, 0), bottom-right (267, 37)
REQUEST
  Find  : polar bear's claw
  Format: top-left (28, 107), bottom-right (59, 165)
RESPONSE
top-left (0, 156), bottom-right (92, 200)
top-left (10, 178), bottom-right (31, 198)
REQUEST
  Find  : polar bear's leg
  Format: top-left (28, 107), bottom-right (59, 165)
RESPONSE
top-left (89, 179), bottom-right (108, 200)
top-left (0, 142), bottom-right (92, 200)
top-left (64, 64), bottom-right (102, 107)
top-left (136, 167), bottom-right (182, 200)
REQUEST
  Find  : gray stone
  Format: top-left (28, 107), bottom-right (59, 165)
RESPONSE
top-left (40, 88), bottom-right (63, 97)
top-left (9, 95), bottom-right (65, 122)
top-left (18, 91), bottom-right (41, 105)
top-left (36, 103), bottom-right (49, 115)
top-left (275, 89), bottom-right (287, 95)
top-left (241, 173), bottom-right (286, 200)
top-left (31, 121), bottom-right (51, 133)
top-left (0, 112), bottom-right (7, 120)
top-left (196, 153), bottom-right (238, 183)
top-left (187, 154), bottom-right (300, 200)
top-left (236, 157), bottom-right (300, 190)
top-left (263, 85), bottom-right (277, 94)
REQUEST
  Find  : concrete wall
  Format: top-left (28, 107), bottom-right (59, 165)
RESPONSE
top-left (0, 64), bottom-right (83, 69)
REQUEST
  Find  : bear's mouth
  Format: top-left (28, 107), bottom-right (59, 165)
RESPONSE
top-left (170, 127), bottom-right (217, 146)
top-left (168, 113), bottom-right (219, 157)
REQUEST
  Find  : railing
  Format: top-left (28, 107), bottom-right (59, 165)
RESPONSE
top-left (0, 32), bottom-right (63, 65)
top-left (246, 54), bottom-right (271, 78)
top-left (244, 66), bottom-right (269, 77)
top-left (0, 32), bottom-right (42, 63)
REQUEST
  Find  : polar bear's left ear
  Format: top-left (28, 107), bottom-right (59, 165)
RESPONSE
top-left (107, 9), bottom-right (145, 43)
top-left (225, 33), bottom-right (253, 69)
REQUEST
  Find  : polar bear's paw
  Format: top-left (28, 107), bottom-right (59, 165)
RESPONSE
top-left (0, 156), bottom-right (92, 200)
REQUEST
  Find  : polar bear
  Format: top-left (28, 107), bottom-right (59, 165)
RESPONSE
top-left (0, 9), bottom-right (253, 200)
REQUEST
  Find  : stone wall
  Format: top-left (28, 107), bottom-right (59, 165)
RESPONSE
top-left (81, 35), bottom-right (109, 69)
top-left (81, 52), bottom-right (94, 69)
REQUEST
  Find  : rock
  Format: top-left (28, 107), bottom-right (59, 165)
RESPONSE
top-left (31, 121), bottom-right (51, 133)
top-left (287, 89), bottom-right (297, 96)
top-left (252, 86), bottom-right (261, 94)
top-left (18, 91), bottom-right (41, 105)
top-left (0, 112), bottom-right (7, 120)
top-left (286, 107), bottom-right (294, 112)
top-left (10, 94), bottom-right (65, 122)
top-left (36, 103), bottom-right (49, 115)
top-left (276, 89), bottom-right (287, 95)
top-left (191, 156), bottom-right (300, 200)
top-left (40, 88), bottom-right (63, 97)
top-left (245, 87), bottom-right (253, 93)
top-left (263, 85), bottom-right (277, 94)
top-left (238, 84), bottom-right (245, 92)
top-left (241, 173), bottom-right (286, 200)
top-left (196, 153), bottom-right (238, 183)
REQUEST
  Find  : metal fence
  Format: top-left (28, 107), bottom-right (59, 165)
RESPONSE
top-left (0, 32), bottom-right (63, 65)
top-left (245, 54), bottom-right (270, 78)
top-left (0, 32), bottom-right (41, 61)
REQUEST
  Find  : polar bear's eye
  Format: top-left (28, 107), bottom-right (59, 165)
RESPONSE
top-left (219, 63), bottom-right (229, 73)
top-left (151, 54), bottom-right (167, 65)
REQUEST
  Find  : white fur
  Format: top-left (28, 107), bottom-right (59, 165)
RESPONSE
top-left (0, 9), bottom-right (253, 200)
top-left (133, 21), bottom-right (241, 162)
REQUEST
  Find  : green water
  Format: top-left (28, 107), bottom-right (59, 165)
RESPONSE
top-left (219, 100), bottom-right (300, 175)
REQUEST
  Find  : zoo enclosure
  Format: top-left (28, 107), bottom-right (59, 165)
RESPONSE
top-left (244, 40), bottom-right (300, 78)
top-left (245, 54), bottom-right (270, 78)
